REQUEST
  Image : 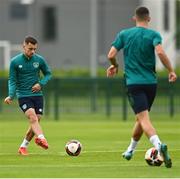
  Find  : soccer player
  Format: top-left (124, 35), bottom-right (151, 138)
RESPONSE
top-left (107, 6), bottom-right (177, 168)
top-left (4, 36), bottom-right (52, 156)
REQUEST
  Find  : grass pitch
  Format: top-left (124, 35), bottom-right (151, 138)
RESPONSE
top-left (0, 115), bottom-right (180, 178)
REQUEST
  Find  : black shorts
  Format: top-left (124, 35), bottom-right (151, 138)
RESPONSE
top-left (127, 84), bottom-right (157, 114)
top-left (18, 96), bottom-right (44, 115)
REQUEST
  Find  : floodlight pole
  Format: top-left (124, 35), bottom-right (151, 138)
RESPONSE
top-left (90, 0), bottom-right (98, 77)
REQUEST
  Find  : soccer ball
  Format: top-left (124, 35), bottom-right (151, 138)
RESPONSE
top-left (145, 147), bottom-right (164, 166)
top-left (65, 140), bottom-right (82, 156)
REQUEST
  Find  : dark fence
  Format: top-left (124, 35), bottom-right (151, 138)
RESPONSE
top-left (0, 78), bottom-right (180, 120)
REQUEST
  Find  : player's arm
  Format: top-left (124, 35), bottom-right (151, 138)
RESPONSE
top-left (4, 61), bottom-right (17, 104)
top-left (32, 59), bottom-right (52, 93)
top-left (107, 46), bottom-right (119, 77)
top-left (155, 44), bottom-right (177, 82)
top-left (39, 58), bottom-right (52, 86)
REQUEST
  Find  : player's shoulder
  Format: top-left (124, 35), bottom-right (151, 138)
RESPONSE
top-left (34, 53), bottom-right (45, 61)
top-left (11, 53), bottom-right (23, 63)
top-left (146, 28), bottom-right (161, 36)
top-left (119, 27), bottom-right (138, 35)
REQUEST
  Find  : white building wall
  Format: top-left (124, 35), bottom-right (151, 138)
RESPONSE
top-left (141, 0), bottom-right (176, 70)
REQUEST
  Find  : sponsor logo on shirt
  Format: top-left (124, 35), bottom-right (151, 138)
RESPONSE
top-left (33, 62), bottom-right (39, 68)
top-left (18, 65), bottom-right (23, 68)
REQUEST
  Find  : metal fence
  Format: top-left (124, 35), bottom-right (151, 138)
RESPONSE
top-left (0, 78), bottom-right (180, 120)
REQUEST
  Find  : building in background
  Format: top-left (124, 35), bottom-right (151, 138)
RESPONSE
top-left (0, 0), bottom-right (177, 75)
top-left (141, 0), bottom-right (177, 70)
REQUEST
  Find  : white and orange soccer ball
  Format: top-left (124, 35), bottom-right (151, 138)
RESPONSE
top-left (65, 140), bottom-right (82, 156)
top-left (145, 147), bottom-right (164, 166)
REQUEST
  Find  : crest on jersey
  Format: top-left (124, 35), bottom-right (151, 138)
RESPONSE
top-left (33, 62), bottom-right (39, 68)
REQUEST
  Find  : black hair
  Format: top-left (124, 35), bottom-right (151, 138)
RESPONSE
top-left (24, 36), bottom-right (38, 45)
top-left (135, 6), bottom-right (150, 20)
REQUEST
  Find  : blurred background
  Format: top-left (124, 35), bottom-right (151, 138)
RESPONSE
top-left (0, 0), bottom-right (180, 121)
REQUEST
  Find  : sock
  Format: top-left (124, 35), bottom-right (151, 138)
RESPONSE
top-left (127, 138), bottom-right (138, 152)
top-left (149, 135), bottom-right (161, 152)
top-left (38, 134), bottom-right (45, 139)
top-left (20, 138), bottom-right (30, 148)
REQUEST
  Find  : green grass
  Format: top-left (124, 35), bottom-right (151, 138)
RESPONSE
top-left (0, 116), bottom-right (180, 178)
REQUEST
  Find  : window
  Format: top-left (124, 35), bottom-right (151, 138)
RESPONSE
top-left (163, 0), bottom-right (169, 31)
top-left (9, 3), bottom-right (28, 19)
top-left (42, 6), bottom-right (57, 41)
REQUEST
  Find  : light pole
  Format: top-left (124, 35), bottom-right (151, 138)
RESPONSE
top-left (90, 0), bottom-right (98, 77)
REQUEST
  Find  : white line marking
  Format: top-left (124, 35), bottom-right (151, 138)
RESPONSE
top-left (0, 148), bottom-right (180, 156)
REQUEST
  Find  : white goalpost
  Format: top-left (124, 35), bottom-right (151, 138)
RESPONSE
top-left (0, 40), bottom-right (21, 70)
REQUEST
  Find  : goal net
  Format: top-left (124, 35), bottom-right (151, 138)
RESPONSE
top-left (0, 40), bottom-right (21, 70)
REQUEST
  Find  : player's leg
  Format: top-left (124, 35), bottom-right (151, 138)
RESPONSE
top-left (24, 115), bottom-right (41, 140)
top-left (18, 97), bottom-right (33, 155)
top-left (134, 84), bottom-right (161, 151)
top-left (136, 110), bottom-right (172, 168)
top-left (26, 116), bottom-right (41, 140)
top-left (25, 108), bottom-right (43, 137)
top-left (122, 119), bottom-right (143, 160)
top-left (122, 85), bottom-right (145, 160)
top-left (32, 96), bottom-right (49, 149)
top-left (129, 84), bottom-right (161, 150)
top-left (18, 126), bottom-right (35, 155)
top-left (144, 85), bottom-right (171, 167)
top-left (18, 97), bottom-right (48, 155)
top-left (136, 84), bottom-right (172, 168)
top-left (19, 115), bottom-right (41, 150)
top-left (132, 119), bottom-right (143, 141)
top-left (136, 110), bottom-right (157, 137)
top-left (123, 84), bottom-right (160, 160)
top-left (136, 110), bottom-right (162, 150)
top-left (25, 108), bottom-right (48, 149)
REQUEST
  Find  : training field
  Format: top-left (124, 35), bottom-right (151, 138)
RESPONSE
top-left (0, 115), bottom-right (180, 178)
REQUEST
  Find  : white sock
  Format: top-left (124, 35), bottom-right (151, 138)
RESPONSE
top-left (20, 138), bottom-right (30, 148)
top-left (149, 135), bottom-right (161, 152)
top-left (127, 138), bottom-right (138, 152)
top-left (38, 134), bottom-right (45, 139)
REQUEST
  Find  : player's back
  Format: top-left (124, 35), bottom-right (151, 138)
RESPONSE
top-left (120, 27), bottom-right (162, 85)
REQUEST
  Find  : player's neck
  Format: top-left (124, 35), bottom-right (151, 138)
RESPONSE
top-left (136, 21), bottom-right (149, 28)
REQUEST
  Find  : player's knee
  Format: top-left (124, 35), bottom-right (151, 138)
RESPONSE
top-left (37, 115), bottom-right (41, 122)
top-left (28, 114), bottom-right (38, 123)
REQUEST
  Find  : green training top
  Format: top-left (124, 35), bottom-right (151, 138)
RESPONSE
top-left (112, 26), bottom-right (162, 85)
top-left (8, 53), bottom-right (52, 99)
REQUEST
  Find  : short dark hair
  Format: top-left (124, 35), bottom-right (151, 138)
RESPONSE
top-left (24, 36), bottom-right (38, 45)
top-left (135, 6), bottom-right (150, 20)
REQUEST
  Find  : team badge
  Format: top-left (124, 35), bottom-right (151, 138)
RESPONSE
top-left (33, 62), bottom-right (39, 68)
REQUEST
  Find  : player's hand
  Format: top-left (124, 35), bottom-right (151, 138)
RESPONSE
top-left (32, 83), bottom-right (41, 93)
top-left (107, 65), bottom-right (118, 77)
top-left (168, 72), bottom-right (177, 82)
top-left (4, 96), bottom-right (13, 104)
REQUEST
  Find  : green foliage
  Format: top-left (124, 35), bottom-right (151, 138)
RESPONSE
top-left (0, 70), bottom-right (9, 77)
top-left (53, 68), bottom-right (90, 77)
top-left (157, 67), bottom-right (180, 78)
top-left (1, 65), bottom-right (180, 78)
